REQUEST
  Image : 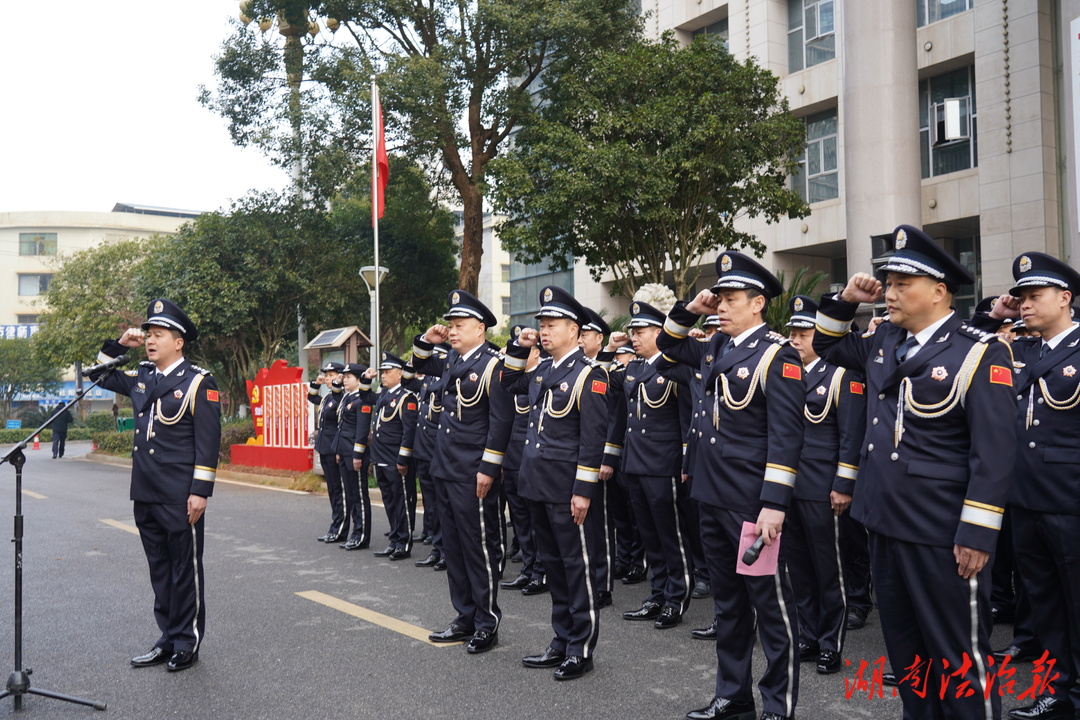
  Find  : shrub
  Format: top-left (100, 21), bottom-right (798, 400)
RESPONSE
top-left (219, 419), bottom-right (255, 464)
top-left (91, 431), bottom-right (134, 457)
top-left (85, 411), bottom-right (118, 432)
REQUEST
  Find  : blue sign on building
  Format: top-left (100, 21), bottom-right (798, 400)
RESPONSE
top-left (15, 381), bottom-right (115, 405)
top-left (0, 324), bottom-right (40, 340)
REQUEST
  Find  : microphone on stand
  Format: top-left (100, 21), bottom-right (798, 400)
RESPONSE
top-left (80, 355), bottom-right (130, 377)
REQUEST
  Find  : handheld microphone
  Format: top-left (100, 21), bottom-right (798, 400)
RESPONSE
top-left (741, 535), bottom-right (766, 566)
top-left (81, 355), bottom-right (130, 377)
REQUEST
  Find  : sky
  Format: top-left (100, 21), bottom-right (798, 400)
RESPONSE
top-left (1, 1), bottom-right (290, 214)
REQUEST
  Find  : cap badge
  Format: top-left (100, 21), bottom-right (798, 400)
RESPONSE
top-left (513, 326), bottom-right (521, 338)
top-left (1064, 365), bottom-right (1076, 378)
top-left (721, 255), bottom-right (733, 273)
top-left (1019, 255), bottom-right (1032, 273)
top-left (154, 300), bottom-right (163, 313)
top-left (543, 288), bottom-right (553, 303)
top-left (816, 385), bottom-right (826, 396)
top-left (632, 302), bottom-right (640, 315)
top-left (452, 291), bottom-right (460, 305)
top-left (793, 298), bottom-right (804, 312)
top-left (931, 366), bottom-right (949, 382)
top-left (736, 367), bottom-right (749, 380)
top-left (895, 229), bottom-right (908, 250)
top-left (381, 352), bottom-right (387, 361)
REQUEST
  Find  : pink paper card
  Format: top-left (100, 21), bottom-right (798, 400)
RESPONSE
top-left (736, 521), bottom-right (781, 576)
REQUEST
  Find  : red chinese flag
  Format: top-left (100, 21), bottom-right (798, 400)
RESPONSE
top-left (849, 382), bottom-right (864, 395)
top-left (990, 365), bottom-right (1012, 386)
top-left (782, 363), bottom-right (802, 380)
top-left (371, 83), bottom-right (389, 227)
top-left (591, 380), bottom-right (607, 394)
top-left (407, 402), bottom-right (417, 411)
top-left (362, 405), bottom-right (372, 414)
top-left (206, 389), bottom-right (219, 403)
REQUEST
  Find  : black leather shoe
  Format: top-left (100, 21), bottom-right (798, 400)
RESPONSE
top-left (422, 535), bottom-right (433, 546)
top-left (428, 623), bottom-right (474, 643)
top-left (131, 646), bottom-right (171, 667)
top-left (500, 573), bottom-right (531, 590)
top-left (759, 714), bottom-right (793, 720)
top-left (692, 580), bottom-right (712, 599)
top-left (621, 566), bottom-right (646, 584)
top-left (612, 562), bottom-right (629, 580)
top-left (597, 591), bottom-right (613, 608)
top-left (389, 548), bottom-right (411, 561)
top-left (553, 655), bottom-right (593, 681)
top-left (317, 533), bottom-right (334, 542)
top-left (373, 545), bottom-right (395, 557)
top-left (522, 646), bottom-right (566, 668)
top-left (415, 553), bottom-right (440, 567)
top-left (846, 607), bottom-right (868, 630)
top-left (654, 605), bottom-right (682, 629)
top-left (341, 538), bottom-right (367, 551)
top-left (798, 642), bottom-right (820, 662)
top-left (623, 601), bottom-right (662, 621)
top-left (1008, 696), bottom-right (1074, 719)
top-left (433, 558), bottom-right (447, 571)
top-left (691, 620), bottom-right (718, 640)
top-left (685, 696), bottom-right (756, 720)
top-left (993, 644), bottom-right (1040, 663)
top-left (521, 579), bottom-right (548, 596)
top-left (466, 630), bottom-right (498, 654)
top-left (817, 650), bottom-right (842, 674)
top-left (166, 650), bottom-right (198, 672)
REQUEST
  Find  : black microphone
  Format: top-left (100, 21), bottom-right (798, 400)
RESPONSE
top-left (742, 535), bottom-right (766, 566)
top-left (81, 355), bottom-right (130, 377)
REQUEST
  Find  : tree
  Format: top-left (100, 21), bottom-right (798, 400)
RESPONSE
top-left (201, 0), bottom-right (642, 295)
top-left (0, 339), bottom-right (62, 422)
top-left (763, 266), bottom-right (831, 332)
top-left (492, 34), bottom-right (811, 300)
top-left (35, 238), bottom-right (155, 369)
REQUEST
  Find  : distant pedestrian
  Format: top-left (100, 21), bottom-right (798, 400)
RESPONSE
top-left (51, 405), bottom-right (73, 459)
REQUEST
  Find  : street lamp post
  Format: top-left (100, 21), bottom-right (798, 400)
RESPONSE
top-left (359, 266), bottom-right (389, 368)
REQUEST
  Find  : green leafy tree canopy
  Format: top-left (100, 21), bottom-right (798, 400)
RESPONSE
top-left (0, 338), bottom-right (62, 422)
top-left (492, 33), bottom-right (811, 300)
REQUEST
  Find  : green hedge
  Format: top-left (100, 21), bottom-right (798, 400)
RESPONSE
top-left (84, 411), bottom-right (118, 432)
top-left (0, 428), bottom-right (96, 444)
top-left (219, 419), bottom-right (255, 464)
top-left (91, 431), bottom-right (135, 457)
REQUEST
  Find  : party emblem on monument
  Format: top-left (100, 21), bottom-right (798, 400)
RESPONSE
top-left (721, 255), bottom-right (733, 272)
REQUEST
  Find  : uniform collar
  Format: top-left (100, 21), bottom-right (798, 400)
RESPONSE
top-left (905, 311), bottom-right (955, 356)
top-left (1043, 322), bottom-right (1080, 351)
top-left (728, 322), bottom-right (767, 348)
top-left (457, 342), bottom-right (484, 364)
top-left (804, 357), bottom-right (821, 374)
top-left (156, 357), bottom-right (186, 377)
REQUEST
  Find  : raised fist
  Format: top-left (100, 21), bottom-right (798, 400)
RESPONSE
top-left (605, 331), bottom-right (631, 353)
top-left (517, 327), bottom-right (540, 348)
top-left (840, 273), bottom-right (883, 305)
top-left (363, 367), bottom-right (378, 380)
top-left (424, 324), bottom-right (450, 344)
top-left (686, 289), bottom-right (720, 316)
top-left (119, 327), bottom-right (146, 348)
top-left (988, 294), bottom-right (1020, 320)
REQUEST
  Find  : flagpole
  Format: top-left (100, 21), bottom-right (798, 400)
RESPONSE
top-left (371, 75), bottom-right (381, 369)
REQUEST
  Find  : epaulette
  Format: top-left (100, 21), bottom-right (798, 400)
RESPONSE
top-left (139, 360), bottom-right (155, 367)
top-left (484, 345), bottom-right (502, 357)
top-left (764, 330), bottom-right (790, 346)
top-left (537, 356), bottom-right (552, 365)
top-left (582, 355), bottom-right (603, 368)
top-left (958, 323), bottom-right (996, 344)
top-left (189, 364), bottom-right (212, 376)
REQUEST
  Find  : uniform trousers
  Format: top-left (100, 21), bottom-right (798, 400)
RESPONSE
top-left (339, 456), bottom-right (371, 547)
top-left (319, 453), bottom-right (346, 537)
top-left (992, 507), bottom-right (1038, 651)
top-left (609, 471), bottom-right (644, 572)
top-left (590, 478), bottom-right (613, 594)
top-left (682, 488), bottom-right (708, 586)
top-left (699, 503), bottom-right (799, 717)
top-left (625, 473), bottom-right (692, 613)
top-left (133, 501), bottom-right (206, 654)
top-left (405, 468), bottom-right (417, 539)
top-left (1012, 507), bottom-right (1080, 708)
top-left (51, 431), bottom-right (67, 459)
top-left (503, 468), bottom-right (541, 581)
top-left (415, 458), bottom-right (442, 557)
top-left (839, 511), bottom-right (873, 616)
top-left (786, 499), bottom-right (847, 653)
top-left (434, 475), bottom-right (503, 634)
top-left (529, 498), bottom-right (600, 658)
top-left (869, 532), bottom-right (999, 720)
top-left (375, 464), bottom-right (413, 551)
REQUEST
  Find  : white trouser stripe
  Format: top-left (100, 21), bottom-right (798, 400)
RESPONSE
top-left (832, 515), bottom-right (847, 653)
top-left (577, 522), bottom-right (598, 658)
top-left (969, 576), bottom-right (992, 720)
top-left (477, 497), bottom-right (499, 631)
top-left (601, 481), bottom-right (613, 592)
top-left (774, 570), bottom-right (795, 716)
top-left (190, 524), bottom-right (201, 654)
top-left (401, 473), bottom-right (413, 550)
top-left (670, 475), bottom-right (692, 613)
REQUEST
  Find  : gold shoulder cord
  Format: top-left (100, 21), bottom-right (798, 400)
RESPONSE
top-left (713, 343), bottom-right (783, 429)
top-left (537, 365), bottom-right (594, 434)
top-left (894, 342), bottom-right (987, 447)
top-left (804, 367), bottom-right (845, 424)
top-left (636, 375), bottom-right (674, 419)
top-left (156, 374), bottom-right (204, 426)
top-left (1031, 377), bottom-right (1080, 428)
top-left (514, 396), bottom-right (531, 415)
top-left (455, 357), bottom-right (498, 421)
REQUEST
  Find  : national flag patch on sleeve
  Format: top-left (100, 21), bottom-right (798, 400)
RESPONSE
top-left (362, 406), bottom-right (372, 414)
top-left (850, 382), bottom-right (864, 395)
top-left (206, 390), bottom-right (219, 402)
top-left (782, 363), bottom-right (802, 380)
top-left (407, 402), bottom-right (417, 411)
top-left (591, 380), bottom-right (607, 394)
top-left (990, 365), bottom-right (1012, 386)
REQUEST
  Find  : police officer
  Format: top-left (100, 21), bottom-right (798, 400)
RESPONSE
top-left (980, 253), bottom-right (1080, 720)
top-left (784, 295), bottom-right (866, 675)
top-left (658, 253), bottom-right (805, 720)
top-left (308, 361), bottom-right (348, 543)
top-left (412, 290), bottom-right (512, 654)
top-left (813, 225), bottom-right (1017, 720)
top-left (357, 353), bottom-right (418, 560)
top-left (409, 348), bottom-right (449, 568)
top-left (334, 363), bottom-right (372, 551)
top-left (94, 298), bottom-right (221, 672)
top-left (607, 301), bottom-right (694, 630)
top-left (607, 340), bottom-right (648, 588)
top-left (501, 286), bottom-right (610, 681)
top-left (702, 315), bottom-right (721, 339)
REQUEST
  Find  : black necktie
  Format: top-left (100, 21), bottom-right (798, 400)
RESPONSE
top-left (896, 337), bottom-right (919, 363)
top-left (1040, 343), bottom-right (1050, 360)
top-left (721, 341), bottom-right (735, 357)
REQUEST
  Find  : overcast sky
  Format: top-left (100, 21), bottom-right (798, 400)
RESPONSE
top-left (1, 1), bottom-right (290, 214)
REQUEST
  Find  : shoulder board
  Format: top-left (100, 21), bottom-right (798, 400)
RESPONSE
top-left (484, 346), bottom-right (502, 357)
top-left (958, 323), bottom-right (994, 343)
top-left (139, 360), bottom-right (155, 367)
top-left (189, 364), bottom-right (212, 376)
top-left (124, 369), bottom-right (139, 377)
top-left (764, 330), bottom-right (789, 346)
top-left (582, 356), bottom-right (603, 368)
top-left (628, 357), bottom-right (645, 366)
top-left (537, 356), bottom-right (552, 365)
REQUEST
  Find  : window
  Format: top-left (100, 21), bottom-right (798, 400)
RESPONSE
top-left (693, 18), bottom-right (729, 52)
top-left (793, 110), bottom-right (839, 203)
top-left (19, 233), bottom-right (57, 256)
top-left (788, 0), bottom-right (835, 73)
top-left (917, 0), bottom-right (973, 27)
top-left (920, 67), bottom-right (977, 178)
top-left (501, 296), bottom-right (511, 317)
top-left (18, 274), bottom-right (52, 296)
top-left (501, 263), bottom-right (511, 283)
top-left (16, 315), bottom-right (39, 324)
